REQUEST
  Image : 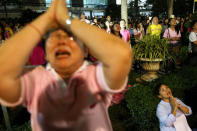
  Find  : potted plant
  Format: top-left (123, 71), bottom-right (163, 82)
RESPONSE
top-left (133, 35), bottom-right (172, 82)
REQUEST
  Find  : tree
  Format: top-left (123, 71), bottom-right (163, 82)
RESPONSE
top-left (128, 0), bottom-right (142, 17)
top-left (105, 4), bottom-right (121, 20)
top-left (121, 0), bottom-right (128, 27)
top-left (146, 0), bottom-right (168, 17)
top-left (147, 0), bottom-right (193, 17)
top-left (168, 0), bottom-right (173, 18)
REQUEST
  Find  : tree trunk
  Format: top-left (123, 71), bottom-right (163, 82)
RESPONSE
top-left (121, 0), bottom-right (128, 28)
top-left (168, 0), bottom-right (173, 18)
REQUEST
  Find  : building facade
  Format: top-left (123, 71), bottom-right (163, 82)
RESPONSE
top-left (0, 0), bottom-right (116, 18)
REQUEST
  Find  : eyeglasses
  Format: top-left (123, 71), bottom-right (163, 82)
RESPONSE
top-left (50, 33), bottom-right (74, 41)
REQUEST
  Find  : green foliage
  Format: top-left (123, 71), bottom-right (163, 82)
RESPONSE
top-left (191, 12), bottom-right (197, 21)
top-left (105, 4), bottom-right (121, 19)
top-left (184, 12), bottom-right (197, 28)
top-left (177, 46), bottom-right (189, 63)
top-left (147, 0), bottom-right (193, 16)
top-left (110, 65), bottom-right (197, 130)
top-left (133, 35), bottom-right (171, 61)
top-left (13, 121), bottom-right (31, 131)
top-left (125, 84), bottom-right (160, 131)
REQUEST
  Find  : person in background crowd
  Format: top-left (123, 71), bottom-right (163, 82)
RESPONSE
top-left (120, 19), bottom-right (130, 43)
top-left (133, 22), bottom-right (144, 42)
top-left (91, 18), bottom-right (101, 29)
top-left (128, 22), bottom-right (134, 37)
top-left (29, 40), bottom-right (46, 65)
top-left (147, 16), bottom-right (162, 36)
top-left (162, 18), bottom-right (169, 35)
top-left (3, 22), bottom-right (14, 39)
top-left (163, 18), bottom-right (181, 68)
top-left (105, 15), bottom-right (113, 33)
top-left (156, 83), bottom-right (192, 131)
top-left (111, 22), bottom-right (122, 38)
top-left (0, 26), bottom-right (4, 44)
top-left (80, 12), bottom-right (90, 24)
top-left (176, 16), bottom-right (181, 25)
top-left (189, 20), bottom-right (197, 65)
top-left (128, 22), bottom-right (135, 45)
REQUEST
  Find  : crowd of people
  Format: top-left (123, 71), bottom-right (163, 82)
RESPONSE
top-left (0, 0), bottom-right (196, 130)
top-left (1, 12), bottom-right (196, 67)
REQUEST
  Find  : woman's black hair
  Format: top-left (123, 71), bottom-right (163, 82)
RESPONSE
top-left (191, 20), bottom-right (197, 28)
top-left (154, 83), bottom-right (167, 96)
top-left (151, 16), bottom-right (158, 23)
top-left (120, 19), bottom-right (126, 30)
top-left (169, 18), bottom-right (180, 35)
top-left (111, 23), bottom-right (122, 38)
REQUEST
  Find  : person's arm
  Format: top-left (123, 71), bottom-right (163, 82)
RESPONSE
top-left (176, 98), bottom-right (192, 116)
top-left (193, 41), bottom-right (197, 45)
top-left (156, 104), bottom-right (177, 127)
top-left (169, 96), bottom-right (179, 116)
top-left (189, 32), bottom-right (197, 45)
top-left (58, 1), bottom-right (132, 90)
top-left (173, 31), bottom-right (181, 41)
top-left (0, 1), bottom-right (56, 103)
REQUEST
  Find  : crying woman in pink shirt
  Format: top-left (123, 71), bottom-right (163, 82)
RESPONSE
top-left (0, 0), bottom-right (132, 131)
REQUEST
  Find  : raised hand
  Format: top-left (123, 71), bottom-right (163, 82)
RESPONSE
top-left (167, 88), bottom-right (172, 97)
top-left (170, 97), bottom-right (178, 110)
top-left (45, 0), bottom-right (69, 28)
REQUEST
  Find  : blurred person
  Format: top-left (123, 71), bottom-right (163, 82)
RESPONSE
top-left (163, 18), bottom-right (181, 68)
top-left (80, 12), bottom-right (90, 24)
top-left (147, 16), bottom-right (162, 36)
top-left (128, 22), bottom-right (134, 38)
top-left (0, 26), bottom-right (4, 44)
top-left (0, 0), bottom-right (132, 131)
top-left (111, 23), bottom-right (122, 38)
top-left (162, 18), bottom-right (169, 34)
top-left (91, 18), bottom-right (101, 28)
top-left (133, 22), bottom-right (144, 42)
top-left (120, 19), bottom-right (130, 43)
top-left (189, 20), bottom-right (197, 65)
top-left (105, 15), bottom-right (113, 33)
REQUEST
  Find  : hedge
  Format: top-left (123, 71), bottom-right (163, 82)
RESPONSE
top-left (109, 64), bottom-right (197, 131)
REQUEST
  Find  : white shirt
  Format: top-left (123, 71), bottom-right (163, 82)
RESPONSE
top-left (156, 98), bottom-right (192, 131)
top-left (189, 32), bottom-right (197, 42)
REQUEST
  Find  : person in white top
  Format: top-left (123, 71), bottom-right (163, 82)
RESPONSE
top-left (105, 16), bottom-right (113, 33)
top-left (80, 12), bottom-right (90, 24)
top-left (189, 21), bottom-right (197, 52)
top-left (156, 84), bottom-right (192, 131)
top-left (189, 20), bottom-right (197, 65)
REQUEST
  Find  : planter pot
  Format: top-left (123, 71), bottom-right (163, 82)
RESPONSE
top-left (139, 58), bottom-right (163, 82)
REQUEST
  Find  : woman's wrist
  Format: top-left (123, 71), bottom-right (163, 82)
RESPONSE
top-left (42, 13), bottom-right (57, 31)
top-left (30, 13), bottom-right (54, 36)
top-left (58, 15), bottom-right (70, 28)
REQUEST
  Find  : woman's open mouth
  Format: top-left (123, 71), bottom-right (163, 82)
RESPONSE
top-left (55, 49), bottom-right (71, 59)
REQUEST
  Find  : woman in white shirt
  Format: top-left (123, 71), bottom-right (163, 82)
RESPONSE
top-left (189, 20), bottom-right (197, 65)
top-left (156, 83), bottom-right (192, 131)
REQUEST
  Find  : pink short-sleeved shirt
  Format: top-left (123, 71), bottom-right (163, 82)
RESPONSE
top-left (163, 28), bottom-right (181, 44)
top-left (1, 61), bottom-right (127, 131)
top-left (120, 30), bottom-right (130, 42)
